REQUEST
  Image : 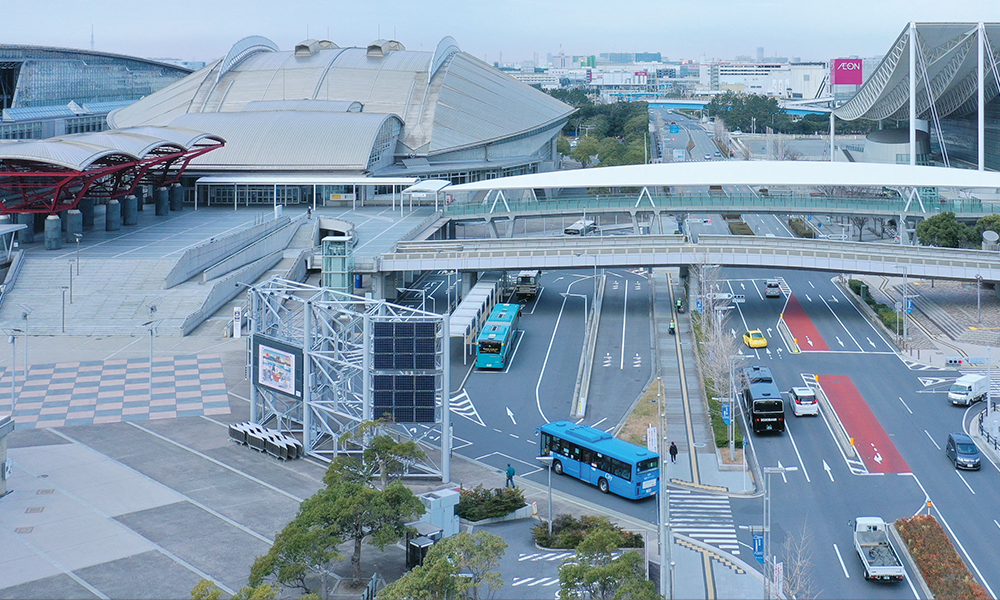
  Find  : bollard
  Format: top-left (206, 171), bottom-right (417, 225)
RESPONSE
top-left (122, 195), bottom-right (138, 226)
top-left (105, 199), bottom-right (121, 231)
top-left (155, 187), bottom-right (169, 216)
top-left (79, 196), bottom-right (95, 229)
top-left (17, 212), bottom-right (34, 244)
top-left (169, 183), bottom-right (183, 211)
top-left (65, 209), bottom-right (83, 242)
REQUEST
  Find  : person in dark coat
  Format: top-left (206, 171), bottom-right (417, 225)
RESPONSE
top-left (669, 441), bottom-right (678, 463)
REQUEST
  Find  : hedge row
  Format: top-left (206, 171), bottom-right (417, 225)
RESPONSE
top-left (787, 218), bottom-right (816, 238)
top-left (728, 221), bottom-right (754, 235)
top-left (896, 515), bottom-right (989, 599)
top-left (847, 279), bottom-right (901, 331)
top-left (455, 485), bottom-right (525, 521)
top-left (533, 514), bottom-right (644, 549)
top-left (691, 314), bottom-right (744, 450)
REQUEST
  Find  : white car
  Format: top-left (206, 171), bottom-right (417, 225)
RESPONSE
top-left (790, 387), bottom-right (819, 416)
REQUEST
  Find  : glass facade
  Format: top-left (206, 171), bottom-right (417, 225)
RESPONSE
top-left (0, 122), bottom-right (42, 139)
top-left (65, 115), bottom-right (108, 134)
top-left (935, 96), bottom-right (1000, 171)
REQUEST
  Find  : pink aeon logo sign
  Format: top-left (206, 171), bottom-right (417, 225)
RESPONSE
top-left (832, 59), bottom-right (863, 85)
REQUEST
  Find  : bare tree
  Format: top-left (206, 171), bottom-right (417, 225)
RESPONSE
top-left (692, 264), bottom-right (743, 404)
top-left (780, 523), bottom-right (820, 599)
top-left (849, 216), bottom-right (870, 242)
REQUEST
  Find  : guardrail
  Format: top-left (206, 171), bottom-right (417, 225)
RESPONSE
top-left (442, 191), bottom-right (997, 218)
top-left (977, 406), bottom-right (1000, 453)
top-left (378, 236), bottom-right (1000, 282)
top-left (0, 250), bottom-right (25, 309)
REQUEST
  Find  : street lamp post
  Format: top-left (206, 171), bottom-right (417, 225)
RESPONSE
top-left (977, 275), bottom-right (983, 323)
top-left (18, 305), bottom-right (30, 382)
top-left (763, 465), bottom-right (798, 599)
top-left (536, 455), bottom-right (554, 536)
top-left (8, 328), bottom-right (22, 407)
top-left (60, 286), bottom-right (69, 333)
top-left (69, 261), bottom-right (74, 304)
top-left (73, 233), bottom-right (82, 275)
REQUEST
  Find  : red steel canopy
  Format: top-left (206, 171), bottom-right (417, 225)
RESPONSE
top-left (0, 127), bottom-right (224, 214)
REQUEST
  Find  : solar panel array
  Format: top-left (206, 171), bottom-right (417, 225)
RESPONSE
top-left (371, 320), bottom-right (439, 423)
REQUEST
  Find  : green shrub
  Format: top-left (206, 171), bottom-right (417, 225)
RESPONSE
top-left (728, 221), bottom-right (754, 235)
top-left (897, 515), bottom-right (990, 599)
top-left (456, 485), bottom-right (526, 521)
top-left (533, 514), bottom-right (645, 549)
top-left (848, 279), bottom-right (864, 296)
top-left (787, 218), bottom-right (816, 238)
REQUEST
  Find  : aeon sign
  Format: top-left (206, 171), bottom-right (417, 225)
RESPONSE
top-left (832, 59), bottom-right (863, 85)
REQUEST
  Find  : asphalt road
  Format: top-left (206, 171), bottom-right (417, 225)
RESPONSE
top-left (722, 265), bottom-right (1000, 598)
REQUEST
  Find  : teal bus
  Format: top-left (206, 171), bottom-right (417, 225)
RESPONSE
top-left (536, 420), bottom-right (659, 499)
top-left (475, 303), bottom-right (521, 369)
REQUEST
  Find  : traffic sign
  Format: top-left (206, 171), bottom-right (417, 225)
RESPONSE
top-left (906, 298), bottom-right (914, 314)
top-left (696, 299), bottom-right (704, 313)
top-left (732, 294), bottom-right (746, 304)
top-left (721, 402), bottom-right (731, 425)
top-left (753, 533), bottom-right (764, 564)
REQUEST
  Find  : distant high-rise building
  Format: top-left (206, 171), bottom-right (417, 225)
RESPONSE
top-left (756, 47), bottom-right (764, 62)
top-left (635, 52), bottom-right (662, 63)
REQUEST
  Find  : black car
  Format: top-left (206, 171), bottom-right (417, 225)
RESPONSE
top-left (946, 432), bottom-right (981, 470)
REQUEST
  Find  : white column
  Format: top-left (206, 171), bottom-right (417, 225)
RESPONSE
top-left (829, 110), bottom-right (835, 162)
top-left (302, 301), bottom-right (313, 455)
top-left (979, 22), bottom-right (986, 171)
top-left (909, 21), bottom-right (918, 166)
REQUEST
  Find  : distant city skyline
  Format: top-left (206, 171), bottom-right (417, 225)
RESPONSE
top-left (6, 0), bottom-right (1000, 65)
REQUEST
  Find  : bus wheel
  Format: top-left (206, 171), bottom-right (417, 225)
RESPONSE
top-left (598, 478), bottom-right (609, 493)
top-left (553, 460), bottom-right (563, 475)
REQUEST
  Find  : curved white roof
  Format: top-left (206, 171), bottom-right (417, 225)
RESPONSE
top-left (448, 161), bottom-right (1000, 191)
top-left (108, 37), bottom-right (572, 160)
top-left (835, 23), bottom-right (1000, 121)
top-left (0, 126), bottom-right (223, 171)
top-left (170, 112), bottom-right (399, 170)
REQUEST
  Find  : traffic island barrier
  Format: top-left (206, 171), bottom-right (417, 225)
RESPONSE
top-left (812, 380), bottom-right (857, 459)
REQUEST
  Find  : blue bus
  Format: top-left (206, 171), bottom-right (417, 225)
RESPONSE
top-left (536, 420), bottom-right (659, 499)
top-left (475, 303), bottom-right (520, 369)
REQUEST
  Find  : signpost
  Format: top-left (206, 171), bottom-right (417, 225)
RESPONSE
top-left (647, 425), bottom-right (657, 453)
top-left (696, 298), bottom-right (704, 313)
top-left (753, 533), bottom-right (764, 564)
top-left (721, 402), bottom-right (731, 425)
top-left (906, 298), bottom-right (914, 314)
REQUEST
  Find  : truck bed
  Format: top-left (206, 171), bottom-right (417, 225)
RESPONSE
top-left (857, 533), bottom-right (901, 567)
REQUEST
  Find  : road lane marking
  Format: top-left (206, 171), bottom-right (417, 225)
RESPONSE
top-left (994, 519), bottom-right (1000, 531)
top-left (957, 471), bottom-right (976, 494)
top-left (808, 281), bottom-right (815, 289)
top-left (823, 460), bottom-right (835, 482)
top-left (924, 430), bottom-right (941, 450)
top-left (535, 280), bottom-right (581, 423)
top-left (899, 397), bottom-right (913, 414)
top-left (506, 407), bottom-right (517, 425)
top-left (833, 543), bottom-right (850, 578)
top-left (502, 330), bottom-right (525, 373)
top-left (592, 417), bottom-right (608, 427)
top-left (819, 294), bottom-right (865, 351)
top-left (784, 423), bottom-right (811, 482)
top-left (621, 281), bottom-right (628, 370)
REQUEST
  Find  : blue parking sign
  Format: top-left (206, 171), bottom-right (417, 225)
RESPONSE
top-left (753, 533), bottom-right (764, 564)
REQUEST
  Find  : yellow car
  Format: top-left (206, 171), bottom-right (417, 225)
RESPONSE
top-left (743, 330), bottom-right (768, 348)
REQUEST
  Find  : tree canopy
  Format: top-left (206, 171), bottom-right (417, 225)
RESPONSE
top-left (916, 212), bottom-right (968, 248)
top-left (379, 531), bottom-right (508, 600)
top-left (558, 526), bottom-right (660, 600)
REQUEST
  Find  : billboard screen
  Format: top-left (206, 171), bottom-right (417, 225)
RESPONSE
top-left (832, 59), bottom-right (863, 85)
top-left (252, 335), bottom-right (305, 399)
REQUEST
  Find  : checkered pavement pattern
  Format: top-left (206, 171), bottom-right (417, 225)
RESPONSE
top-left (0, 354), bottom-right (230, 429)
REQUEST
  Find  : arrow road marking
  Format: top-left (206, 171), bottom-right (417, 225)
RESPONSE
top-left (823, 460), bottom-right (835, 482)
top-left (506, 407), bottom-right (517, 425)
top-left (830, 296), bottom-right (839, 303)
top-left (806, 336), bottom-right (814, 347)
top-left (867, 337), bottom-right (876, 348)
top-left (805, 294), bottom-right (812, 302)
top-left (741, 283), bottom-right (746, 290)
top-left (777, 460), bottom-right (789, 483)
top-left (808, 281), bottom-right (815, 289)
top-left (776, 348), bottom-right (783, 359)
top-left (731, 328), bottom-right (737, 338)
top-left (766, 327), bottom-right (773, 336)
top-left (871, 443), bottom-right (883, 464)
top-left (836, 336), bottom-right (844, 347)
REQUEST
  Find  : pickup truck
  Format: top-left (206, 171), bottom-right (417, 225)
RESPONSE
top-left (852, 517), bottom-right (905, 582)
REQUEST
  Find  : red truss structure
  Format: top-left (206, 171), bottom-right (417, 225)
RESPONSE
top-left (0, 134), bottom-right (224, 214)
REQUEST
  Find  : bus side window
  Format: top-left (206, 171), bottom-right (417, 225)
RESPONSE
top-left (580, 448), bottom-right (594, 466)
top-left (595, 453), bottom-right (610, 473)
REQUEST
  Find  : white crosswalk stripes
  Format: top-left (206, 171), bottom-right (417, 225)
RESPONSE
top-left (669, 490), bottom-right (740, 554)
top-left (511, 577), bottom-right (560, 587)
top-left (518, 551), bottom-right (574, 562)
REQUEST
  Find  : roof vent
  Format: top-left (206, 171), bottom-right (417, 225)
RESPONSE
top-left (295, 39), bottom-right (339, 58)
top-left (367, 39), bottom-right (405, 58)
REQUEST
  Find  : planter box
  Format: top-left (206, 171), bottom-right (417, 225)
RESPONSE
top-left (461, 504), bottom-right (533, 526)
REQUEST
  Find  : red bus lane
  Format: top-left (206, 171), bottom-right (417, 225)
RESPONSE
top-left (819, 375), bottom-right (910, 474)
top-left (782, 294), bottom-right (829, 351)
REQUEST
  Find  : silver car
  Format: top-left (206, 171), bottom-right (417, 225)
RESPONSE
top-left (790, 387), bottom-right (819, 416)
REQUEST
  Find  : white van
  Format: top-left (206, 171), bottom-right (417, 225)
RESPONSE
top-left (790, 387), bottom-right (819, 416)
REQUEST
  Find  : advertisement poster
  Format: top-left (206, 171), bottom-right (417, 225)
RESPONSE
top-left (832, 58), bottom-right (863, 85)
top-left (259, 344), bottom-right (295, 394)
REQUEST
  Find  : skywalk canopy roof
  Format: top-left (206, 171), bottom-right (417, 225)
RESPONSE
top-left (448, 161), bottom-right (1000, 191)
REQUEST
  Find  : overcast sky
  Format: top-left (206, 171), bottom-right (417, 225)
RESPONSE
top-left (6, 0), bottom-right (1000, 64)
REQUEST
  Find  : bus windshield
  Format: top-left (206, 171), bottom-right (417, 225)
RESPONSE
top-left (479, 341), bottom-right (501, 354)
top-left (637, 457), bottom-right (658, 474)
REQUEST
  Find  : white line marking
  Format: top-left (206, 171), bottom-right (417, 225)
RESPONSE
top-left (994, 519), bottom-right (1000, 531)
top-left (535, 279), bottom-right (584, 423)
top-left (620, 281), bottom-right (628, 370)
top-left (924, 430), bottom-right (941, 450)
top-left (785, 423), bottom-right (811, 482)
top-left (899, 397), bottom-right (913, 414)
top-left (592, 417), bottom-right (608, 427)
top-left (819, 294), bottom-right (864, 351)
top-left (957, 471), bottom-right (976, 494)
top-left (823, 460), bottom-right (835, 482)
top-left (512, 578), bottom-right (534, 586)
top-left (833, 543), bottom-right (850, 578)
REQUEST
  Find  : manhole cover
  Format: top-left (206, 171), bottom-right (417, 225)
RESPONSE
top-left (15, 527), bottom-right (33, 534)
top-left (693, 442), bottom-right (707, 448)
top-left (25, 507), bottom-right (44, 514)
top-left (36, 489), bottom-right (54, 495)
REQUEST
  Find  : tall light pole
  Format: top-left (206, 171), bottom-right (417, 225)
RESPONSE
top-left (536, 455), bottom-right (554, 536)
top-left (18, 305), bottom-right (31, 382)
top-left (73, 233), bottom-right (82, 275)
top-left (977, 275), bottom-right (983, 323)
top-left (143, 305), bottom-right (158, 401)
top-left (763, 465), bottom-right (798, 599)
top-left (68, 261), bottom-right (74, 304)
top-left (60, 287), bottom-right (69, 333)
top-left (8, 328), bottom-right (22, 408)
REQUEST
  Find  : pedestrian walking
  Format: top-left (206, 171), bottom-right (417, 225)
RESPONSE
top-left (669, 441), bottom-right (678, 463)
top-left (505, 464), bottom-right (515, 488)
top-left (306, 207), bottom-right (312, 219)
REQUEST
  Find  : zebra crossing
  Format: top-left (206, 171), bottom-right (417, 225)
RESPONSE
top-left (517, 551), bottom-right (574, 562)
top-left (510, 576), bottom-right (560, 588)
top-left (669, 490), bottom-right (739, 554)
